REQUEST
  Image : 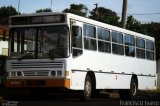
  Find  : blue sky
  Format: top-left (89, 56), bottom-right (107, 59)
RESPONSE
top-left (1, 0), bottom-right (160, 23)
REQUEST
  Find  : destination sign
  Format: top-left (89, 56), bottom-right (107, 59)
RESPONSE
top-left (11, 15), bottom-right (66, 25)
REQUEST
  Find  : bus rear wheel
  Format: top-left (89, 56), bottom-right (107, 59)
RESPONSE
top-left (130, 78), bottom-right (138, 99)
top-left (80, 75), bottom-right (92, 101)
top-left (119, 78), bottom-right (138, 100)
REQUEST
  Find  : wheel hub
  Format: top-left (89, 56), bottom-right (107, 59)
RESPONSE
top-left (132, 82), bottom-right (137, 96)
top-left (85, 81), bottom-right (91, 96)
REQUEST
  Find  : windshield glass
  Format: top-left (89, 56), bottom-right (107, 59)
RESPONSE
top-left (10, 26), bottom-right (69, 59)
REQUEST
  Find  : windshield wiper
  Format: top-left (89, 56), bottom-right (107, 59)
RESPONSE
top-left (18, 51), bottom-right (35, 60)
top-left (48, 49), bottom-right (56, 60)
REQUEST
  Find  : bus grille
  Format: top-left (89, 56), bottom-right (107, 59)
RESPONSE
top-left (10, 61), bottom-right (64, 77)
top-left (23, 70), bottom-right (49, 76)
top-left (10, 62), bottom-right (63, 69)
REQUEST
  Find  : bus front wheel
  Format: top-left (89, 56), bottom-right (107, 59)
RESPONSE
top-left (80, 75), bottom-right (92, 101)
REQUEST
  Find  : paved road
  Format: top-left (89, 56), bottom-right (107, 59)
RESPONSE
top-left (1, 91), bottom-right (160, 106)
top-left (18, 98), bottom-right (119, 106)
top-left (1, 94), bottom-right (120, 106)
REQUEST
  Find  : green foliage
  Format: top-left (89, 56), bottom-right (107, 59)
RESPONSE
top-left (126, 15), bottom-right (160, 59)
top-left (0, 6), bottom-right (19, 17)
top-left (63, 4), bottom-right (88, 17)
top-left (0, 6), bottom-right (19, 25)
top-left (89, 7), bottom-right (120, 26)
top-left (126, 15), bottom-right (143, 33)
top-left (143, 23), bottom-right (160, 60)
top-left (36, 8), bottom-right (52, 13)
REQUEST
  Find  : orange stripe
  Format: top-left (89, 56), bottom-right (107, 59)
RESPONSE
top-left (5, 79), bottom-right (70, 89)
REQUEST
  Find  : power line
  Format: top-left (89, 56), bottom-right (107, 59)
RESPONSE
top-left (117, 12), bottom-right (160, 16)
top-left (128, 13), bottom-right (160, 16)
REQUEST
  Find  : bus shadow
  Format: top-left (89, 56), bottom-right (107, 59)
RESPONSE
top-left (1, 90), bottom-right (160, 102)
top-left (2, 92), bottom-right (116, 102)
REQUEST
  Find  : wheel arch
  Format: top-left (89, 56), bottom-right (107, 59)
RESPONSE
top-left (86, 71), bottom-right (96, 90)
top-left (131, 74), bottom-right (138, 89)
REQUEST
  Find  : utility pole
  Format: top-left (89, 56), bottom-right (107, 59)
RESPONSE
top-left (50, 0), bottom-right (53, 10)
top-left (94, 3), bottom-right (98, 20)
top-left (18, 0), bottom-right (20, 14)
top-left (121, 0), bottom-right (128, 28)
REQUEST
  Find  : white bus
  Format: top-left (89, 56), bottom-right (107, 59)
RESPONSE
top-left (6, 12), bottom-right (156, 100)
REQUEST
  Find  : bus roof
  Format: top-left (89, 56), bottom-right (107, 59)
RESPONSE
top-left (10, 12), bottom-right (154, 41)
top-left (67, 13), bottom-right (154, 41)
top-left (10, 12), bottom-right (65, 18)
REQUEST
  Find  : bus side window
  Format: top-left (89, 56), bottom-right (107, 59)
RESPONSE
top-left (72, 26), bottom-right (82, 48)
top-left (136, 37), bottom-right (145, 59)
top-left (124, 34), bottom-right (135, 57)
top-left (112, 31), bottom-right (124, 55)
top-left (97, 27), bottom-right (111, 53)
top-left (72, 26), bottom-right (83, 58)
top-left (83, 24), bottom-right (97, 51)
top-left (146, 40), bottom-right (155, 60)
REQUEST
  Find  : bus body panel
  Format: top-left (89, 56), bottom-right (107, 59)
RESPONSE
top-left (70, 71), bottom-right (86, 90)
top-left (70, 50), bottom-right (156, 90)
top-left (68, 13), bottom-right (156, 90)
top-left (138, 76), bottom-right (156, 90)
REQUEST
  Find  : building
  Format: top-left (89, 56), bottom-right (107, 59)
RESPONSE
top-left (0, 25), bottom-right (9, 56)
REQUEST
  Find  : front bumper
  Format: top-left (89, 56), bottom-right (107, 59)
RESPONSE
top-left (5, 78), bottom-right (70, 89)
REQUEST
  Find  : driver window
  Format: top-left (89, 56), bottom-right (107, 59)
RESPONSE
top-left (72, 26), bottom-right (83, 58)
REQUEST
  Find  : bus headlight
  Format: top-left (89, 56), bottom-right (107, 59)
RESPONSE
top-left (57, 71), bottom-right (62, 76)
top-left (11, 72), bottom-right (16, 76)
top-left (51, 71), bottom-right (56, 76)
top-left (17, 71), bottom-right (22, 76)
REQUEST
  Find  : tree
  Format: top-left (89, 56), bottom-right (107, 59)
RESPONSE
top-left (126, 16), bottom-right (160, 60)
top-left (126, 15), bottom-right (144, 33)
top-left (36, 8), bottom-right (52, 13)
top-left (0, 6), bottom-right (19, 25)
top-left (63, 4), bottom-right (88, 17)
top-left (143, 22), bottom-right (160, 60)
top-left (0, 6), bottom-right (19, 17)
top-left (89, 7), bottom-right (120, 26)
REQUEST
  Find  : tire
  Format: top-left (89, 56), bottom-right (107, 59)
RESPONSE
top-left (80, 75), bottom-right (92, 101)
top-left (130, 78), bottom-right (138, 99)
top-left (119, 78), bottom-right (138, 100)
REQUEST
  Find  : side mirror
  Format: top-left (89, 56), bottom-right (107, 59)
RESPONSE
top-left (72, 26), bottom-right (82, 37)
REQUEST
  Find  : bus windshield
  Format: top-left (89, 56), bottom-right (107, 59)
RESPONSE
top-left (10, 26), bottom-right (69, 59)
